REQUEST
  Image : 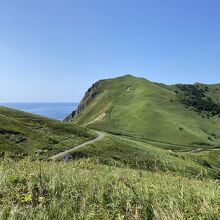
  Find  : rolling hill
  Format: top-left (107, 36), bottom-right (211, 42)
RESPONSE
top-left (0, 106), bottom-right (95, 157)
top-left (66, 74), bottom-right (220, 148)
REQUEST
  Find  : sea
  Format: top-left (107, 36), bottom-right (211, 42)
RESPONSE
top-left (0, 103), bottom-right (78, 121)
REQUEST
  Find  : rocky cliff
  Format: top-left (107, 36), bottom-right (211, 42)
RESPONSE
top-left (64, 81), bottom-right (100, 121)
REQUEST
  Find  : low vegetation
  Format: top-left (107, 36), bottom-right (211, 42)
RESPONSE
top-left (69, 135), bottom-right (220, 179)
top-left (0, 158), bottom-right (219, 220)
top-left (0, 107), bottom-right (95, 157)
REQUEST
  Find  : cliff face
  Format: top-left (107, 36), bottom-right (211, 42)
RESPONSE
top-left (64, 81), bottom-right (100, 122)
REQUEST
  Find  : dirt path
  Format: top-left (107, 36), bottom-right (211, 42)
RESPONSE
top-left (49, 131), bottom-right (106, 160)
top-left (187, 147), bottom-right (220, 153)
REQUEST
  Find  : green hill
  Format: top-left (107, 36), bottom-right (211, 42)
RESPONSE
top-left (66, 74), bottom-right (220, 148)
top-left (0, 106), bottom-right (95, 157)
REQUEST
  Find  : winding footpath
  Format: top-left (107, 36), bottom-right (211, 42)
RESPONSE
top-left (49, 131), bottom-right (106, 160)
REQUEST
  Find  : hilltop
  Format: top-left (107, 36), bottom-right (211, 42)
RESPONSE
top-left (66, 74), bottom-right (220, 147)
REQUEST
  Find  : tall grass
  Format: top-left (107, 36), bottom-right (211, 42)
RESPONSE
top-left (0, 158), bottom-right (219, 219)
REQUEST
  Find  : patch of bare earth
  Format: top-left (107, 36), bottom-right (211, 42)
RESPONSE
top-left (86, 112), bottom-right (106, 125)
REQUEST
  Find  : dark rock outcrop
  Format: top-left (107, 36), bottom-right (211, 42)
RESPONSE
top-left (64, 81), bottom-right (100, 121)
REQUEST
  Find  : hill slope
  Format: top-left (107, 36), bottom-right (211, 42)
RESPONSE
top-left (0, 106), bottom-right (95, 157)
top-left (66, 75), bottom-right (220, 147)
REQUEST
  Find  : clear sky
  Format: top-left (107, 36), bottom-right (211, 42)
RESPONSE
top-left (0, 0), bottom-right (220, 102)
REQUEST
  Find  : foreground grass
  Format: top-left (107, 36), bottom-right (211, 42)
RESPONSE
top-left (0, 159), bottom-right (219, 219)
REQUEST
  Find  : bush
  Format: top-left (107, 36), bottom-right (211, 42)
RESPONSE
top-left (176, 84), bottom-right (220, 117)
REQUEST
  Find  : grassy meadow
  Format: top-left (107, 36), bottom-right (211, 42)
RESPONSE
top-left (69, 134), bottom-right (220, 179)
top-left (0, 158), bottom-right (219, 220)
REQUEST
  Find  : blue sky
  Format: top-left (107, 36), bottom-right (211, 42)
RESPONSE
top-left (0, 0), bottom-right (220, 102)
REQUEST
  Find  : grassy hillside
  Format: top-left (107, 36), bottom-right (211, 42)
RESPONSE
top-left (66, 134), bottom-right (220, 179)
top-left (0, 158), bottom-right (219, 220)
top-left (69, 75), bottom-right (220, 147)
top-left (0, 107), bottom-right (95, 157)
top-left (1, 106), bottom-right (219, 178)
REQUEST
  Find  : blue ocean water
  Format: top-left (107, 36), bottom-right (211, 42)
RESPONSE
top-left (0, 103), bottom-right (78, 121)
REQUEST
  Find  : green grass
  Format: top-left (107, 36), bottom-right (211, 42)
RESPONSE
top-left (0, 107), bottom-right (95, 157)
top-left (1, 97), bottom-right (220, 219)
top-left (0, 158), bottom-right (219, 220)
top-left (70, 75), bottom-right (220, 147)
top-left (65, 75), bottom-right (220, 180)
top-left (68, 134), bottom-right (220, 179)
